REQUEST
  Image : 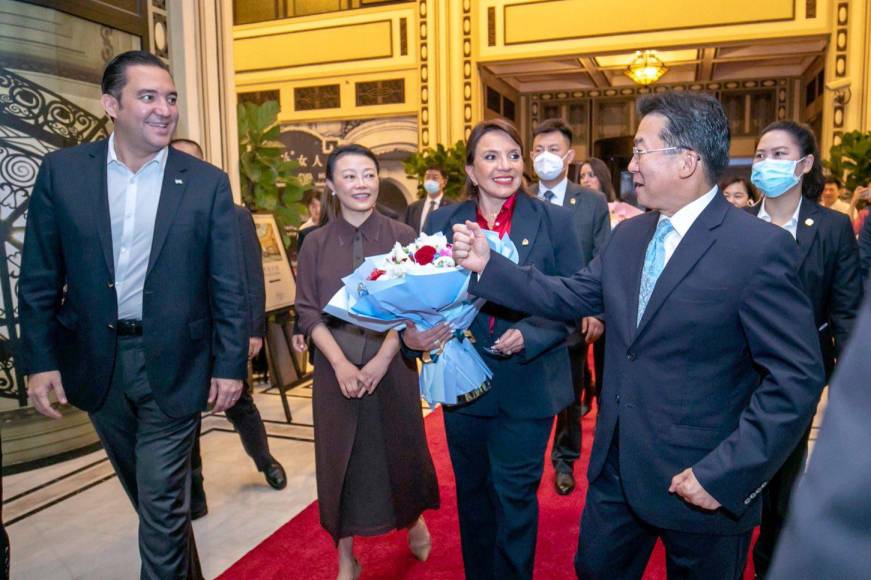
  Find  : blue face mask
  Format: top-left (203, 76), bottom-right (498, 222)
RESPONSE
top-left (751, 157), bottom-right (806, 198)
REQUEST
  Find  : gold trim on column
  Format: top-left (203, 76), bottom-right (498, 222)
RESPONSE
top-left (462, 0), bottom-right (473, 140)
top-left (832, 1), bottom-right (849, 143)
top-left (418, 0), bottom-right (430, 147)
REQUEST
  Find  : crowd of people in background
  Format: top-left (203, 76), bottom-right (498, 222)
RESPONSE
top-left (16, 49), bottom-right (871, 580)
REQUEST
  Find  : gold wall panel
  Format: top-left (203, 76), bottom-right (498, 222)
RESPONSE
top-left (235, 19), bottom-right (394, 72)
top-left (503, 0), bottom-right (795, 45)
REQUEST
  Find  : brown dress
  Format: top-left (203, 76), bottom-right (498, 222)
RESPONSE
top-left (295, 212), bottom-right (440, 542)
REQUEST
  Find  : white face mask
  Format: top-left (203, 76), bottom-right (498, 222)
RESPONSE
top-left (423, 180), bottom-right (441, 195)
top-left (533, 151), bottom-right (567, 181)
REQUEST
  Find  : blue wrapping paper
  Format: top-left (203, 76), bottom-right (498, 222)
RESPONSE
top-left (323, 230), bottom-right (518, 405)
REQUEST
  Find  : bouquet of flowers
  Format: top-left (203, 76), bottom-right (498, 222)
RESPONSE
top-left (324, 230), bottom-right (519, 405)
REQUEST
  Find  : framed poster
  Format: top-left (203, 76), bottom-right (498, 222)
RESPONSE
top-left (252, 213), bottom-right (296, 312)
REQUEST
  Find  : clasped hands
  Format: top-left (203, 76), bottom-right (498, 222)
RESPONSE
top-left (333, 355), bottom-right (391, 399)
top-left (403, 321), bottom-right (524, 357)
top-left (669, 467), bottom-right (721, 511)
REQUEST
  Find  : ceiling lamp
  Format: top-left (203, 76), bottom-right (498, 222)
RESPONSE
top-left (625, 50), bottom-right (668, 85)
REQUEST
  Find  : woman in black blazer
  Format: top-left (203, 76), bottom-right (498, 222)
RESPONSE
top-left (749, 120), bottom-right (862, 577)
top-left (403, 119), bottom-right (581, 579)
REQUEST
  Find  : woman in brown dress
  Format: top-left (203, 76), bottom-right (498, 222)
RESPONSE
top-left (294, 144), bottom-right (440, 580)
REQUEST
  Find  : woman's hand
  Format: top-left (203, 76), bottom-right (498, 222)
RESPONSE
top-left (291, 334), bottom-right (308, 353)
top-left (401, 321), bottom-right (453, 352)
top-left (492, 328), bottom-right (525, 356)
top-left (334, 358), bottom-right (362, 398)
top-left (359, 355), bottom-right (392, 395)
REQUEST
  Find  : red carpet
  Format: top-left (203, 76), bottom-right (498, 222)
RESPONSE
top-left (219, 408), bottom-right (755, 579)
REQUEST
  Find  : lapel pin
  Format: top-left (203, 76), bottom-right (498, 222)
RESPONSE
top-left (522, 238), bottom-right (529, 246)
top-left (175, 178), bottom-right (183, 185)
top-left (570, 198), bottom-right (577, 205)
top-left (804, 218), bottom-right (814, 226)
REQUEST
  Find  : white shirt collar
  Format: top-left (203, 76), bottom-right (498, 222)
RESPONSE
top-left (425, 193), bottom-right (444, 205)
top-left (538, 177), bottom-right (568, 206)
top-left (107, 132), bottom-right (169, 173)
top-left (660, 185), bottom-right (719, 237)
top-left (757, 197), bottom-right (802, 239)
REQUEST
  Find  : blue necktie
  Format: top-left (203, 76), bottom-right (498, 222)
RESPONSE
top-left (637, 218), bottom-right (674, 325)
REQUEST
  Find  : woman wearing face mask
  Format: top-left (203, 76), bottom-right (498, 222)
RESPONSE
top-left (295, 144), bottom-right (440, 580)
top-left (402, 119), bottom-right (582, 579)
top-left (749, 120), bottom-right (862, 578)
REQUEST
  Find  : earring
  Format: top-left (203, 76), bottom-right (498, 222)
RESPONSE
top-left (331, 190), bottom-right (336, 196)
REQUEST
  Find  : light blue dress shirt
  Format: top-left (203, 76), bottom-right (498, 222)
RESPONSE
top-left (106, 133), bottom-right (168, 320)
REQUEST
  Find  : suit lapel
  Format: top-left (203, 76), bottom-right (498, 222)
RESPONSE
top-left (795, 200), bottom-right (819, 268)
top-left (88, 140), bottom-right (115, 276)
top-left (509, 194), bottom-right (540, 265)
top-left (633, 194), bottom-right (727, 339)
top-left (146, 148), bottom-right (190, 277)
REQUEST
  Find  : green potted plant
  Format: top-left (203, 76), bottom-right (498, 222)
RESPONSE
top-left (825, 130), bottom-right (871, 193)
top-left (403, 141), bottom-right (467, 199)
top-left (237, 100), bottom-right (310, 247)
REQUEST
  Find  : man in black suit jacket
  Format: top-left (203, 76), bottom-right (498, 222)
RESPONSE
top-left (170, 140), bottom-right (287, 517)
top-left (530, 118), bottom-right (611, 495)
top-left (453, 92), bottom-right (824, 578)
top-left (768, 297), bottom-right (871, 579)
top-left (402, 165), bottom-right (456, 233)
top-left (19, 52), bottom-right (248, 579)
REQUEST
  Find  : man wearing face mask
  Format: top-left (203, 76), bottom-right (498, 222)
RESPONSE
top-left (403, 165), bottom-right (455, 233)
top-left (749, 121), bottom-right (861, 578)
top-left (530, 119), bottom-right (610, 496)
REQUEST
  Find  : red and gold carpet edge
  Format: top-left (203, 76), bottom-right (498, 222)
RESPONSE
top-left (218, 407), bottom-right (755, 579)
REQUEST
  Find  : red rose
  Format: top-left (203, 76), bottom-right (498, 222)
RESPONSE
top-left (367, 268), bottom-right (386, 281)
top-left (414, 245), bottom-right (437, 265)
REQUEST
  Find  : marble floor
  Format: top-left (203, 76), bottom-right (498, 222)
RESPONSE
top-left (4, 379), bottom-right (323, 580)
top-left (2, 380), bottom-right (825, 580)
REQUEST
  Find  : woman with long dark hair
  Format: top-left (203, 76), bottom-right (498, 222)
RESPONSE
top-left (294, 144), bottom-right (439, 580)
top-left (749, 120), bottom-right (861, 577)
top-left (582, 157), bottom-right (643, 225)
top-left (720, 176), bottom-right (758, 208)
top-left (403, 119), bottom-right (581, 579)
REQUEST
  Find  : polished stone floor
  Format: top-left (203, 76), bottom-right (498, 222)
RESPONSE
top-left (4, 380), bottom-right (323, 579)
top-left (2, 380), bottom-right (824, 579)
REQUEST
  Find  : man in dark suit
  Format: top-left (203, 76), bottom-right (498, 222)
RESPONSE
top-left (530, 118), bottom-right (610, 495)
top-left (453, 92), bottom-right (824, 578)
top-left (19, 51), bottom-right (248, 579)
top-left (858, 194), bottom-right (871, 285)
top-left (402, 164), bottom-right (456, 233)
top-left (768, 297), bottom-right (871, 579)
top-left (170, 140), bottom-right (287, 519)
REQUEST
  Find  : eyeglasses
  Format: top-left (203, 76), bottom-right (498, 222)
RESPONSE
top-left (631, 146), bottom-right (687, 160)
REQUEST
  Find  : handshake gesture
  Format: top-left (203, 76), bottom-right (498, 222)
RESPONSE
top-left (452, 221), bottom-right (492, 273)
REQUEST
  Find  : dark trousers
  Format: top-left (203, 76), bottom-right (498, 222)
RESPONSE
top-left (444, 410), bottom-right (553, 580)
top-left (551, 339), bottom-right (588, 474)
top-left (90, 336), bottom-right (202, 580)
top-left (752, 426), bottom-right (811, 578)
top-left (576, 437), bottom-right (751, 580)
top-left (190, 381), bottom-right (272, 502)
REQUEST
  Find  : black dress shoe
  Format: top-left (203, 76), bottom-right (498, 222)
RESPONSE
top-left (262, 460), bottom-right (287, 490)
top-left (555, 471), bottom-right (575, 495)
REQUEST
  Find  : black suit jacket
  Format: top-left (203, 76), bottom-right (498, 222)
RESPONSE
top-left (19, 140), bottom-right (249, 418)
top-left (403, 196), bottom-right (456, 233)
top-left (858, 211), bottom-right (871, 286)
top-left (530, 181), bottom-right (610, 268)
top-left (750, 201), bottom-right (861, 377)
top-left (236, 207), bottom-right (266, 337)
top-left (472, 192), bottom-right (824, 533)
top-left (426, 194), bottom-right (582, 418)
top-left (769, 297), bottom-right (871, 579)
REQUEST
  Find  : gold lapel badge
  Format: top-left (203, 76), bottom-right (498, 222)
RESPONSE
top-left (804, 218), bottom-right (814, 227)
top-left (570, 198), bottom-right (577, 205)
top-left (522, 238), bottom-right (530, 246)
top-left (175, 178), bottom-right (183, 185)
